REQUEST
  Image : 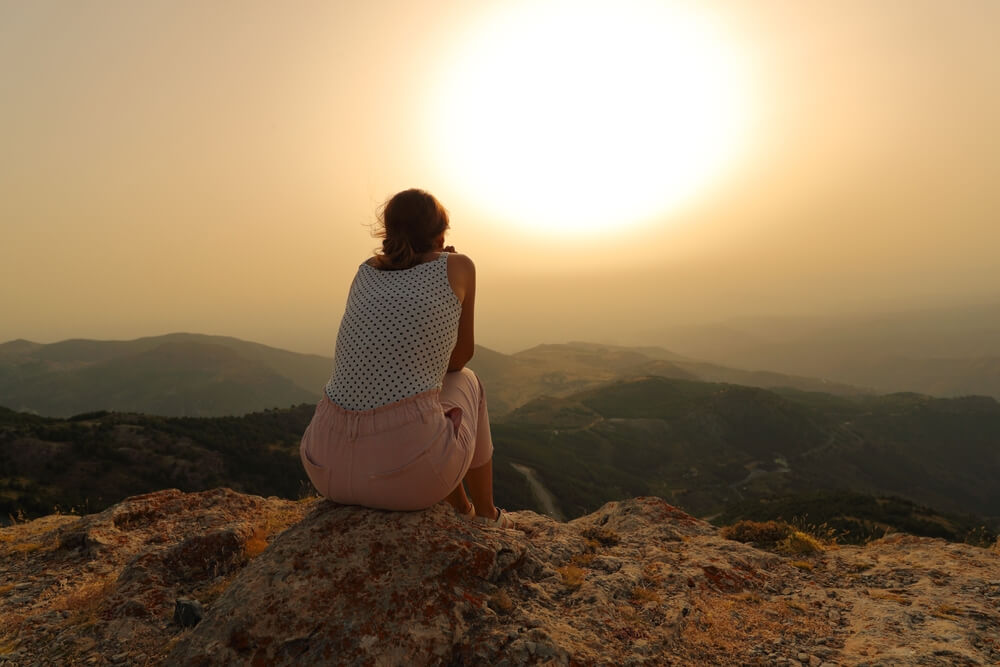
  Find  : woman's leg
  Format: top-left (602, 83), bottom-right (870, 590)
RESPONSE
top-left (464, 458), bottom-right (498, 521)
top-left (440, 368), bottom-right (498, 519)
top-left (443, 480), bottom-right (473, 515)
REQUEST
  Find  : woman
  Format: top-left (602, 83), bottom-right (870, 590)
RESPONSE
top-left (299, 188), bottom-right (514, 529)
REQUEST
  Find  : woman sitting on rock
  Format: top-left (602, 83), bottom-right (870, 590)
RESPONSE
top-left (299, 188), bottom-right (514, 529)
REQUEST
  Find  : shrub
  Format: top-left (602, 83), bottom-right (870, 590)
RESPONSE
top-left (720, 520), bottom-right (793, 547)
top-left (556, 565), bottom-right (585, 589)
top-left (777, 530), bottom-right (824, 555)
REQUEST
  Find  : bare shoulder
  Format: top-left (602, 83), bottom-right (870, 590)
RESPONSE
top-left (446, 253), bottom-right (476, 276)
top-left (446, 253), bottom-right (475, 302)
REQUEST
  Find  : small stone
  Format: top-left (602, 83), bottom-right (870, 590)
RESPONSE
top-left (783, 587), bottom-right (794, 595)
top-left (174, 598), bottom-right (204, 627)
top-left (788, 660), bottom-right (802, 667)
top-left (809, 655), bottom-right (822, 667)
top-left (828, 609), bottom-right (840, 622)
top-left (110, 652), bottom-right (129, 664)
top-left (819, 662), bottom-right (838, 667)
top-left (118, 599), bottom-right (148, 618)
top-left (798, 653), bottom-right (809, 661)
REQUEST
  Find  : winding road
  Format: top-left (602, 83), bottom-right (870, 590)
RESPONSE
top-left (510, 463), bottom-right (565, 521)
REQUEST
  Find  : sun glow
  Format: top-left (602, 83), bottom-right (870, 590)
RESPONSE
top-left (428, 1), bottom-right (755, 237)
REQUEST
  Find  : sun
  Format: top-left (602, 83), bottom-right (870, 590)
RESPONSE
top-left (427, 0), bottom-right (755, 238)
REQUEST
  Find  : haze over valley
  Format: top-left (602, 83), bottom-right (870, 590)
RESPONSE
top-left (2, 326), bottom-right (998, 544)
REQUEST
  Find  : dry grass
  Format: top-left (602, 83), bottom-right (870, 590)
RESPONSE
top-left (243, 509), bottom-right (297, 559)
top-left (581, 526), bottom-right (620, 547)
top-left (784, 599), bottom-right (808, 613)
top-left (0, 583), bottom-right (15, 595)
top-left (190, 575), bottom-right (237, 607)
top-left (556, 565), bottom-right (585, 589)
top-left (734, 591), bottom-right (763, 604)
top-left (931, 603), bottom-right (962, 618)
top-left (789, 559), bottom-right (815, 571)
top-left (571, 551), bottom-right (596, 567)
top-left (10, 542), bottom-right (46, 554)
top-left (777, 531), bottom-right (825, 555)
top-left (720, 520), bottom-right (793, 546)
top-left (641, 561), bottom-right (667, 584)
top-left (55, 578), bottom-right (116, 629)
top-left (631, 585), bottom-right (661, 604)
top-left (867, 589), bottom-right (910, 605)
top-left (488, 589), bottom-right (515, 615)
top-left (243, 527), bottom-right (269, 559)
top-left (616, 603), bottom-right (641, 626)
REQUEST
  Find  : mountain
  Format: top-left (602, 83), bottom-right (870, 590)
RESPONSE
top-left (0, 403), bottom-right (316, 520)
top-left (0, 333), bottom-right (331, 417)
top-left (4, 375), bottom-right (997, 544)
top-left (1, 335), bottom-right (863, 418)
top-left (470, 341), bottom-right (866, 416)
top-left (645, 302), bottom-right (1000, 400)
top-left (492, 376), bottom-right (1000, 529)
top-left (3, 489), bottom-right (998, 665)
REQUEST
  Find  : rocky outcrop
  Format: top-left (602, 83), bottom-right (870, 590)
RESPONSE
top-left (2, 489), bottom-right (999, 665)
top-left (0, 488), bottom-right (309, 664)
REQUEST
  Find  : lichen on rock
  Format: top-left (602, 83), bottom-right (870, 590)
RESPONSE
top-left (2, 490), bottom-right (999, 666)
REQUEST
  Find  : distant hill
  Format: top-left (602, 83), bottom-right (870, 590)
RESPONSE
top-left (0, 403), bottom-right (316, 520)
top-left (492, 376), bottom-right (1000, 530)
top-left (1, 335), bottom-right (864, 418)
top-left (0, 333), bottom-right (332, 417)
top-left (3, 376), bottom-right (996, 545)
top-left (646, 302), bottom-right (1000, 400)
top-left (471, 341), bottom-right (866, 416)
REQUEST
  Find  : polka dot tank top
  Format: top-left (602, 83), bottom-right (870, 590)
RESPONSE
top-left (325, 252), bottom-right (462, 410)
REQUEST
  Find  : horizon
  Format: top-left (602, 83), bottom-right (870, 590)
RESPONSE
top-left (4, 293), bottom-right (1000, 359)
top-left (3, 0), bottom-right (999, 354)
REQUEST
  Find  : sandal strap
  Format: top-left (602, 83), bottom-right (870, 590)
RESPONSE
top-left (478, 507), bottom-right (514, 529)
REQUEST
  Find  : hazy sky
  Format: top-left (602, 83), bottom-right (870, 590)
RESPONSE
top-left (3, 0), bottom-right (998, 355)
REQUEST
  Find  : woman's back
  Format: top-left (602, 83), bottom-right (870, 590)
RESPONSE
top-left (325, 252), bottom-right (461, 410)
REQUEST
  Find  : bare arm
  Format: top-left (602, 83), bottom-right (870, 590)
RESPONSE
top-left (446, 253), bottom-right (476, 372)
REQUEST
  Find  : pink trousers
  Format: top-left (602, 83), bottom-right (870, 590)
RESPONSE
top-left (299, 367), bottom-right (494, 511)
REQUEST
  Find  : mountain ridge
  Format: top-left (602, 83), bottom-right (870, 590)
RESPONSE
top-left (0, 334), bottom-right (869, 418)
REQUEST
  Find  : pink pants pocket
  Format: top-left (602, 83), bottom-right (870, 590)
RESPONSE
top-left (444, 406), bottom-right (462, 438)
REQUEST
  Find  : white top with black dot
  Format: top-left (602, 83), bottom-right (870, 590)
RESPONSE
top-left (325, 252), bottom-right (462, 411)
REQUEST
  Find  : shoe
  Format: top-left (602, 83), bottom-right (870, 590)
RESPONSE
top-left (456, 501), bottom-right (476, 520)
top-left (475, 507), bottom-right (515, 530)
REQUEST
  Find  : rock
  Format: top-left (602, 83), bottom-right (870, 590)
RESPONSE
top-left (4, 489), bottom-right (1000, 665)
top-left (174, 598), bottom-right (204, 627)
top-left (117, 598), bottom-right (149, 618)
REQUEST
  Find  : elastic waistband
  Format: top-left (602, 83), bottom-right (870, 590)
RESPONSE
top-left (320, 388), bottom-right (444, 440)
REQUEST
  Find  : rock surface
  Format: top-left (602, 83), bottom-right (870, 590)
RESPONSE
top-left (1, 489), bottom-right (998, 665)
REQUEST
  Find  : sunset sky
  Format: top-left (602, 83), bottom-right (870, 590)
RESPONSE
top-left (2, 0), bottom-right (998, 355)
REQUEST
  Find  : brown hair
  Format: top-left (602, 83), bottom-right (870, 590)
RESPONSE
top-left (373, 189), bottom-right (449, 270)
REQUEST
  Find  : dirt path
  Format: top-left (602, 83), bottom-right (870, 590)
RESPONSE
top-left (510, 463), bottom-right (565, 521)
